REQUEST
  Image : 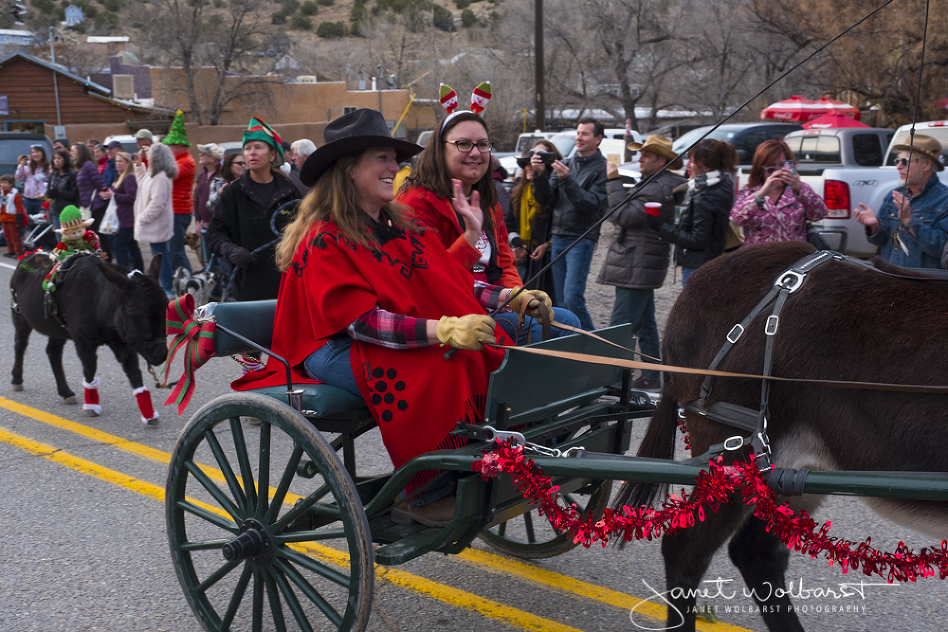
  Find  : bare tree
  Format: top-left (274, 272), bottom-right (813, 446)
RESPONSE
top-left (142, 0), bottom-right (277, 125)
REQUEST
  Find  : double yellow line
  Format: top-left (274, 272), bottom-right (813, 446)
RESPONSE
top-left (0, 395), bottom-right (749, 632)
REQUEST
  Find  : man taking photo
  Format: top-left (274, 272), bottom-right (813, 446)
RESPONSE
top-left (531, 117), bottom-right (608, 330)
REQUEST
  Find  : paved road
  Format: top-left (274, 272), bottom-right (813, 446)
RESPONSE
top-left (1, 256), bottom-right (947, 632)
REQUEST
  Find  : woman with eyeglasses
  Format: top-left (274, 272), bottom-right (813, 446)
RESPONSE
top-left (15, 144), bottom-right (49, 217)
top-left (729, 139), bottom-right (827, 246)
top-left (397, 111), bottom-right (579, 343)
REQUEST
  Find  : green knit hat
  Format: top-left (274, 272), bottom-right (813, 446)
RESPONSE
top-left (56, 205), bottom-right (93, 233)
top-left (162, 110), bottom-right (190, 147)
top-left (242, 117), bottom-right (283, 163)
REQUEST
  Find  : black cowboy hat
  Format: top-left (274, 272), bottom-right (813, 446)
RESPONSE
top-left (300, 108), bottom-right (423, 186)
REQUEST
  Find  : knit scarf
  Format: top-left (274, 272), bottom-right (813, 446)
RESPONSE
top-left (688, 170), bottom-right (723, 192)
top-left (518, 183), bottom-right (537, 244)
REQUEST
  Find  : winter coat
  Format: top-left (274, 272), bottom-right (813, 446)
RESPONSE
top-left (172, 150), bottom-right (196, 216)
top-left (598, 170), bottom-right (687, 290)
top-left (76, 161), bottom-right (107, 212)
top-left (46, 169), bottom-right (78, 218)
top-left (532, 149), bottom-right (608, 241)
top-left (657, 172), bottom-right (735, 270)
top-left (396, 185), bottom-right (522, 288)
top-left (193, 163), bottom-right (221, 228)
top-left (133, 162), bottom-right (174, 243)
top-left (111, 174), bottom-right (138, 229)
top-left (206, 171), bottom-right (299, 301)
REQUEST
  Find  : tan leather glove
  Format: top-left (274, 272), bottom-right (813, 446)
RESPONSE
top-left (436, 314), bottom-right (497, 351)
top-left (507, 287), bottom-right (553, 318)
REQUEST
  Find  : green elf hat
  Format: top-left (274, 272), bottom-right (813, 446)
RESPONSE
top-left (161, 110), bottom-right (191, 147)
top-left (243, 117), bottom-right (284, 163)
top-left (56, 205), bottom-right (93, 233)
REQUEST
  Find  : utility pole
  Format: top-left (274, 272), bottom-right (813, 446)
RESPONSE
top-left (534, 0), bottom-right (544, 131)
top-left (48, 26), bottom-right (61, 126)
top-left (377, 63), bottom-right (383, 114)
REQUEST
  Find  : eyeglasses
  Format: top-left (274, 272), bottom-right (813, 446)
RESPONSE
top-left (894, 157), bottom-right (923, 167)
top-left (232, 161), bottom-right (246, 166)
top-left (444, 140), bottom-right (493, 153)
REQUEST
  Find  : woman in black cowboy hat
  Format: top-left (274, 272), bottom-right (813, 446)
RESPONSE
top-left (238, 108), bottom-right (542, 526)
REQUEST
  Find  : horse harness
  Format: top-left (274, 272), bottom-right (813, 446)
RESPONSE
top-left (680, 249), bottom-right (948, 489)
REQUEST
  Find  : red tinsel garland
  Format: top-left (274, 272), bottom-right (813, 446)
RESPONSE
top-left (473, 442), bottom-right (948, 584)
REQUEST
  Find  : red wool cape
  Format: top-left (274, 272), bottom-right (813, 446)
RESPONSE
top-left (237, 218), bottom-right (509, 470)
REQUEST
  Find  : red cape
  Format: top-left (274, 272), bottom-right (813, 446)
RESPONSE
top-left (235, 217), bottom-right (509, 469)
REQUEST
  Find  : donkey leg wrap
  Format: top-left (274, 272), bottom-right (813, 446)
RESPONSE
top-left (133, 386), bottom-right (159, 424)
top-left (82, 377), bottom-right (101, 414)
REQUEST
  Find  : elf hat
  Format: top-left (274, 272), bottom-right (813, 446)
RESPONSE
top-left (56, 206), bottom-right (93, 233)
top-left (161, 110), bottom-right (190, 147)
top-left (299, 108), bottom-right (422, 187)
top-left (243, 117), bottom-right (284, 163)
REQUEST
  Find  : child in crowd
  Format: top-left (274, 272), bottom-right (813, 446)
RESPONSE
top-left (0, 173), bottom-right (27, 258)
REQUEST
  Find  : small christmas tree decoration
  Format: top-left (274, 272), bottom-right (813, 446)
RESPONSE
top-left (470, 81), bottom-right (492, 114)
top-left (161, 110), bottom-right (191, 147)
top-left (439, 83), bottom-right (459, 114)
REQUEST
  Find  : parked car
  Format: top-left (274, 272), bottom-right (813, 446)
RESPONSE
top-left (673, 122), bottom-right (803, 173)
top-left (104, 134), bottom-right (140, 155)
top-left (0, 132), bottom-right (53, 179)
top-left (781, 127), bottom-right (894, 256)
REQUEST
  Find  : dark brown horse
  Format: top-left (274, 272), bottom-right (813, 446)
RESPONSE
top-left (10, 253), bottom-right (168, 423)
top-left (616, 241), bottom-right (948, 632)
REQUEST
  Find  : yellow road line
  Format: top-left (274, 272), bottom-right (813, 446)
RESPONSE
top-left (459, 548), bottom-right (750, 632)
top-left (0, 397), bottom-right (754, 632)
top-left (0, 424), bottom-right (590, 632)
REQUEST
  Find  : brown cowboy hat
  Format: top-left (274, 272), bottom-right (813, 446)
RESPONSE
top-left (628, 134), bottom-right (683, 170)
top-left (891, 134), bottom-right (944, 171)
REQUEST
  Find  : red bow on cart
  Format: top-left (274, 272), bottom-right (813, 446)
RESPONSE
top-left (163, 295), bottom-right (216, 415)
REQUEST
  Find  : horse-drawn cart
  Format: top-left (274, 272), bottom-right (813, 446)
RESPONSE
top-left (164, 299), bottom-right (655, 631)
top-left (165, 244), bottom-right (948, 632)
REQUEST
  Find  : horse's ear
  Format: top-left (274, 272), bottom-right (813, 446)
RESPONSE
top-left (147, 254), bottom-right (162, 281)
top-left (98, 261), bottom-right (135, 294)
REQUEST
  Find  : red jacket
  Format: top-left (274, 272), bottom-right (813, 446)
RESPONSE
top-left (171, 150), bottom-right (196, 216)
top-left (396, 186), bottom-right (522, 289)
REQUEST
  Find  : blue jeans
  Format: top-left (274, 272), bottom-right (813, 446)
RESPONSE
top-left (494, 307), bottom-right (581, 345)
top-left (170, 213), bottom-right (192, 274)
top-left (550, 235), bottom-right (596, 330)
top-left (609, 287), bottom-right (661, 381)
top-left (149, 241), bottom-right (173, 292)
top-left (23, 197), bottom-right (43, 215)
top-left (681, 267), bottom-right (696, 288)
top-left (114, 226), bottom-right (144, 271)
top-left (304, 337), bottom-right (361, 396)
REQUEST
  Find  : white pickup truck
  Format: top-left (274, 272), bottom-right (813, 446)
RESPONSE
top-left (779, 122), bottom-right (948, 257)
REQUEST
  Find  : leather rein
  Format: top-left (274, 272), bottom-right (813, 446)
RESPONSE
top-left (505, 250), bottom-right (948, 473)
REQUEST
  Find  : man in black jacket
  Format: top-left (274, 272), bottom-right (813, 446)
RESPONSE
top-left (599, 135), bottom-right (686, 390)
top-left (531, 117), bottom-right (607, 330)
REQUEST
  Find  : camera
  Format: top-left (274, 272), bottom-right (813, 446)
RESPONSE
top-left (508, 232), bottom-right (523, 249)
top-left (517, 148), bottom-right (556, 169)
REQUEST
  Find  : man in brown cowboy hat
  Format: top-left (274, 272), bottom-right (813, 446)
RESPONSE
top-left (854, 134), bottom-right (948, 269)
top-left (597, 134), bottom-right (686, 391)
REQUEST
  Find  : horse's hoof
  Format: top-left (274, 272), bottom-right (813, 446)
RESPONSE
top-left (11, 383), bottom-right (23, 392)
top-left (84, 408), bottom-right (99, 417)
top-left (63, 396), bottom-right (77, 405)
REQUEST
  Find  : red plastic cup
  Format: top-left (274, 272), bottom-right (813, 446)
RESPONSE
top-left (644, 202), bottom-right (662, 217)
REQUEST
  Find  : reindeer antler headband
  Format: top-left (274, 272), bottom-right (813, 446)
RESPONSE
top-left (439, 81), bottom-right (492, 131)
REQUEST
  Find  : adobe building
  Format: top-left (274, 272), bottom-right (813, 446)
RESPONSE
top-left (149, 67), bottom-right (439, 146)
top-left (0, 52), bottom-right (173, 142)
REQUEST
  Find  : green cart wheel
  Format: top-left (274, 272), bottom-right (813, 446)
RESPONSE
top-left (166, 392), bottom-right (374, 632)
top-left (478, 478), bottom-right (612, 559)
